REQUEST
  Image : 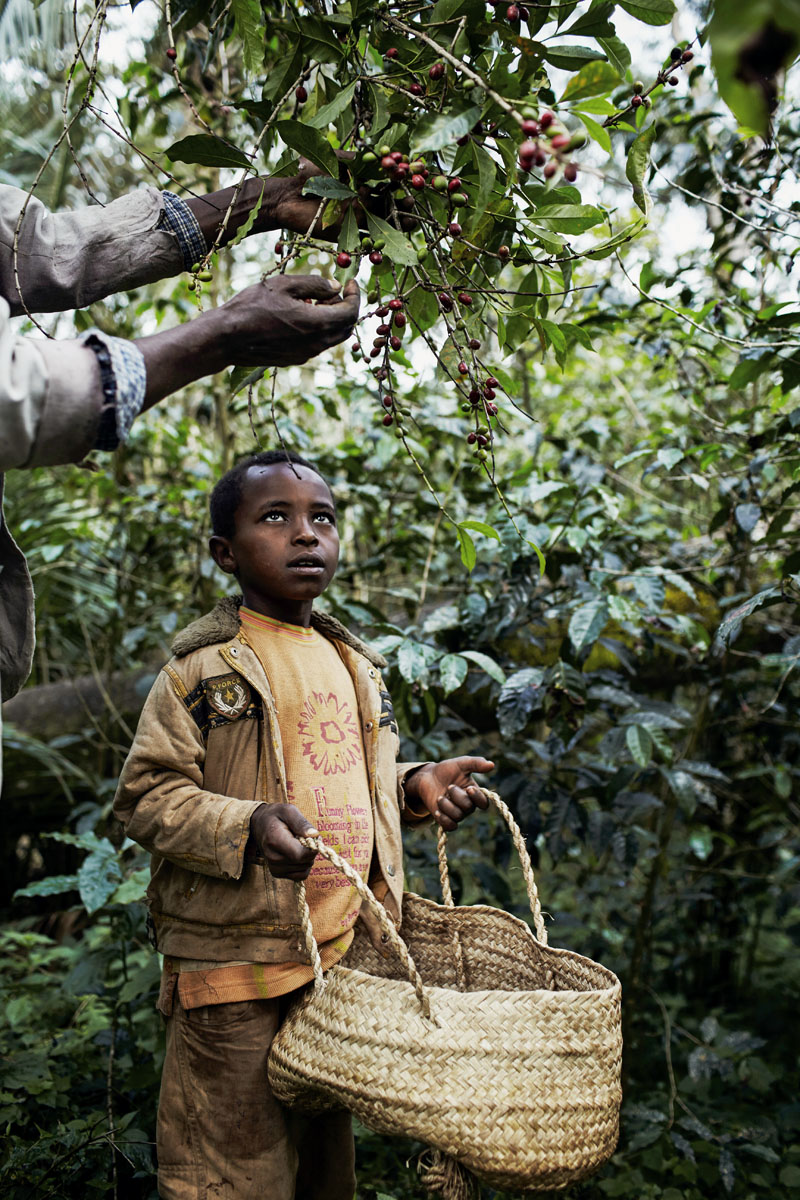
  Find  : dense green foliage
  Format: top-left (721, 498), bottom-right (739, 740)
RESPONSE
top-left (2, 0), bottom-right (800, 1197)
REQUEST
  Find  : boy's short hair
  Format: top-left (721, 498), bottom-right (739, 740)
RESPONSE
top-left (209, 450), bottom-right (328, 540)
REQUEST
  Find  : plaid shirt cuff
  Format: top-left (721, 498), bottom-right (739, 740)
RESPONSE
top-left (159, 191), bottom-right (207, 271)
top-left (81, 332), bottom-right (147, 451)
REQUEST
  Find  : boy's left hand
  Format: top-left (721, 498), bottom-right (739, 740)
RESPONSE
top-left (404, 757), bottom-right (495, 831)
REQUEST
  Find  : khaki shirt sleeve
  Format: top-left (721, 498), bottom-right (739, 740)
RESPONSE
top-left (0, 184), bottom-right (183, 316)
top-left (0, 297), bottom-right (106, 470)
top-left (114, 667), bottom-right (262, 881)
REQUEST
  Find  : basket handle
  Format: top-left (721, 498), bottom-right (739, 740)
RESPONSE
top-left (437, 789), bottom-right (548, 945)
top-left (294, 834), bottom-right (433, 1021)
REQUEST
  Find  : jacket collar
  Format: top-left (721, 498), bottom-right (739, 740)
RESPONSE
top-left (171, 595), bottom-right (387, 669)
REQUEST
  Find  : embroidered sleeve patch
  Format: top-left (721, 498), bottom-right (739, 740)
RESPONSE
top-left (183, 673), bottom-right (262, 738)
top-left (379, 689), bottom-right (398, 735)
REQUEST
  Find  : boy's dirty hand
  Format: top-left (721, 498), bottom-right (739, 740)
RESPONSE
top-left (248, 803), bottom-right (319, 881)
top-left (404, 757), bottom-right (495, 832)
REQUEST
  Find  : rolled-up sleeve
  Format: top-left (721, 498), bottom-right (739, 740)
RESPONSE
top-left (0, 184), bottom-right (185, 316)
top-left (0, 297), bottom-right (150, 469)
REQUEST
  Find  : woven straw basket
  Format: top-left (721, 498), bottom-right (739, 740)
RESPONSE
top-left (268, 791), bottom-right (622, 1196)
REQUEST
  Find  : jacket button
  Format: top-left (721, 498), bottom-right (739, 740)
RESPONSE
top-left (386, 862), bottom-right (395, 877)
top-left (365, 720), bottom-right (373, 731)
top-left (368, 668), bottom-right (376, 677)
top-left (230, 646), bottom-right (238, 656)
top-left (381, 932), bottom-right (389, 943)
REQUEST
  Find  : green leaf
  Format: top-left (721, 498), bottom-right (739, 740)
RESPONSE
top-left (338, 204), bottom-right (360, 253)
top-left (230, 366), bottom-right (267, 396)
top-left (461, 650), bottom-right (507, 685)
top-left (456, 524), bottom-right (477, 570)
top-left (302, 176), bottom-right (358, 201)
top-left (431, 0), bottom-right (471, 20)
top-left (77, 843), bottom-right (123, 915)
top-left (569, 597), bottom-right (609, 652)
top-left (165, 135), bottom-right (252, 170)
top-left (13, 874), bottom-right (79, 900)
top-left (459, 519), bottom-right (500, 541)
top-left (531, 204), bottom-right (605, 233)
top-left (539, 318), bottom-right (567, 366)
top-left (397, 639), bottom-right (438, 684)
top-left (231, 0), bottom-right (264, 75)
top-left (619, 0), bottom-right (676, 24)
top-left (562, 1), bottom-right (616, 37)
top-left (632, 571), bottom-right (665, 612)
top-left (575, 110), bottom-right (612, 154)
top-left (597, 35), bottom-right (632, 77)
top-left (365, 213), bottom-right (418, 266)
top-left (412, 105), bottom-right (482, 153)
top-left (275, 119), bottom-right (339, 176)
top-left (439, 653), bottom-right (468, 695)
top-left (707, 4), bottom-right (800, 138)
top-left (469, 143), bottom-right (497, 237)
top-left (712, 585), bottom-right (785, 652)
top-left (561, 59), bottom-right (621, 102)
top-left (626, 723), bottom-right (654, 767)
top-left (543, 44), bottom-right (606, 70)
top-left (306, 81), bottom-right (358, 129)
top-left (625, 123), bottom-right (657, 216)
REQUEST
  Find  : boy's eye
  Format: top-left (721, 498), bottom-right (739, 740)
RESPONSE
top-left (313, 512), bottom-right (335, 524)
top-left (262, 511), bottom-right (286, 522)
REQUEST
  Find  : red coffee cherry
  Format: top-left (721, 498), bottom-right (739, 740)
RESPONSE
top-left (393, 312), bottom-right (407, 327)
top-left (389, 298), bottom-right (404, 310)
top-left (369, 251), bottom-right (384, 265)
top-left (336, 251), bottom-right (352, 268)
top-left (429, 61), bottom-right (445, 80)
top-left (166, 46), bottom-right (177, 60)
top-left (458, 292), bottom-right (473, 305)
top-left (296, 86), bottom-right (308, 103)
top-left (384, 47), bottom-right (399, 59)
top-left (564, 162), bottom-right (578, 182)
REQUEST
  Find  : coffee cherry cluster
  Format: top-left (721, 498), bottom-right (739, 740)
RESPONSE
top-left (627, 45), bottom-right (695, 114)
top-left (518, 110), bottom-right (582, 182)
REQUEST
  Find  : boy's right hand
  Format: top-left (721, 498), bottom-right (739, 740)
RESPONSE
top-left (247, 803), bottom-right (319, 881)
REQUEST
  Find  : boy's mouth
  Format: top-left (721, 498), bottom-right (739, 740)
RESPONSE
top-left (287, 553), bottom-right (326, 574)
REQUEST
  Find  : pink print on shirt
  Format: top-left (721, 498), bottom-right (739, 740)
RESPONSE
top-left (298, 691), bottom-right (363, 775)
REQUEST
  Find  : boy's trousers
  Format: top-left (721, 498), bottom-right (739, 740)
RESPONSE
top-left (157, 994), bottom-right (356, 1200)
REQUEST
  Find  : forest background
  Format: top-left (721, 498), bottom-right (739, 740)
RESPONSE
top-left (1, 0), bottom-right (799, 1197)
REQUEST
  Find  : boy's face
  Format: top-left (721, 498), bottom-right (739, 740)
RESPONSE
top-left (210, 463), bottom-right (339, 625)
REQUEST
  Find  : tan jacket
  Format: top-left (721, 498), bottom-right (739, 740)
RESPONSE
top-left (114, 597), bottom-right (425, 962)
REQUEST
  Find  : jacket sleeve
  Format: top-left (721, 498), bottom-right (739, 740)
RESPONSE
top-left (0, 184), bottom-right (184, 316)
top-left (113, 667), bottom-right (262, 881)
top-left (0, 296), bottom-right (109, 470)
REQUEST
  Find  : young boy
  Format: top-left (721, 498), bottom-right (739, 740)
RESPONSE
top-left (114, 449), bottom-right (494, 1200)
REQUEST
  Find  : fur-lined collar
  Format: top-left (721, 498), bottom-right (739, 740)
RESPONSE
top-left (171, 595), bottom-right (386, 669)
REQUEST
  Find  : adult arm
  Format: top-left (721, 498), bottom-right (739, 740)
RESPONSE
top-left (0, 173), bottom-right (351, 317)
top-left (0, 276), bottom-right (359, 471)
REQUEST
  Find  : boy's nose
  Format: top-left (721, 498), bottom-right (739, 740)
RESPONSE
top-left (293, 519), bottom-right (318, 543)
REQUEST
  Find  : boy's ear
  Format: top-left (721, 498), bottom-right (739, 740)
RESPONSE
top-left (209, 535), bottom-right (237, 576)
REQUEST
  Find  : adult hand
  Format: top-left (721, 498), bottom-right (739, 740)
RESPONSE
top-left (274, 158), bottom-right (417, 239)
top-left (248, 802), bottom-right (319, 881)
top-left (137, 273), bottom-right (360, 408)
top-left (404, 756), bottom-right (495, 831)
top-left (217, 274), bottom-right (360, 367)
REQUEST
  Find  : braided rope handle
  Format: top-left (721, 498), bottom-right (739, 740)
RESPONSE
top-left (437, 789), bottom-right (548, 945)
top-left (294, 834), bottom-right (433, 1021)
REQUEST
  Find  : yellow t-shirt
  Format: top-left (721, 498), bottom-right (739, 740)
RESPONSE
top-left (169, 607), bottom-right (374, 1007)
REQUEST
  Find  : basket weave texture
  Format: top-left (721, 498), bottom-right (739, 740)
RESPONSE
top-left (268, 792), bottom-right (622, 1193)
